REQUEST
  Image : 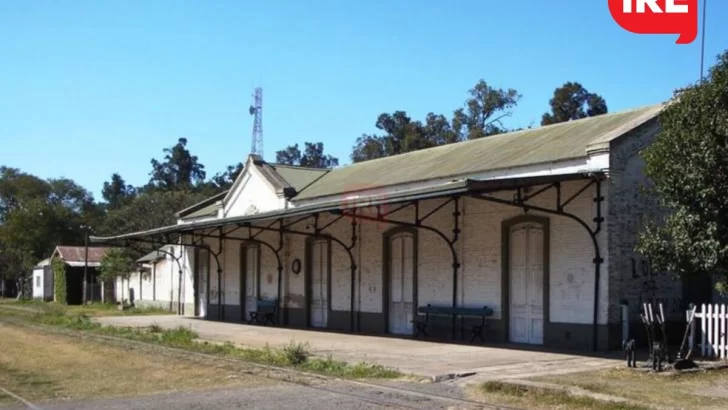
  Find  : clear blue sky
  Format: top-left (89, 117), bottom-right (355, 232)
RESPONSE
top-left (1, 1), bottom-right (726, 200)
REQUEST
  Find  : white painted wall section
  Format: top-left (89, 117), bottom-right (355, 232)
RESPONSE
top-left (224, 166), bottom-right (285, 218)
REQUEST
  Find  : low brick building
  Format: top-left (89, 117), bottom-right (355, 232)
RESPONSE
top-left (95, 103), bottom-right (710, 351)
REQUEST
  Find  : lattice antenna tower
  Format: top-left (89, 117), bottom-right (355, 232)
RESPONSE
top-left (249, 87), bottom-right (263, 157)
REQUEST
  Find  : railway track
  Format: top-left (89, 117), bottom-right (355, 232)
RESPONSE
top-left (0, 313), bottom-right (523, 410)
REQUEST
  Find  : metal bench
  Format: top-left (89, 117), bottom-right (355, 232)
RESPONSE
top-left (248, 299), bottom-right (278, 325)
top-left (412, 304), bottom-right (494, 343)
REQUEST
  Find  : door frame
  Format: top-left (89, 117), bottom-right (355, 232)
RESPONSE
top-left (305, 236), bottom-right (332, 328)
top-left (240, 242), bottom-right (261, 322)
top-left (382, 227), bottom-right (419, 335)
top-left (501, 215), bottom-right (550, 344)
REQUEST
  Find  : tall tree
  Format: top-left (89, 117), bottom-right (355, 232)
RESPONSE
top-left (0, 167), bottom-right (50, 222)
top-left (147, 138), bottom-right (206, 191)
top-left (102, 173), bottom-right (137, 210)
top-left (351, 111), bottom-right (431, 162)
top-left (0, 168), bottom-right (99, 296)
top-left (457, 80), bottom-right (521, 139)
top-left (351, 80), bottom-right (521, 162)
top-left (276, 142), bottom-right (338, 168)
top-left (99, 248), bottom-right (137, 304)
top-left (636, 51), bottom-right (728, 290)
top-left (276, 144), bottom-right (302, 166)
top-left (208, 162), bottom-right (244, 191)
top-left (351, 134), bottom-right (388, 163)
top-left (541, 82), bottom-right (608, 126)
top-left (99, 190), bottom-right (210, 235)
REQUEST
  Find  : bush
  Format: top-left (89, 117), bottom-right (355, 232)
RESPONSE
top-left (51, 259), bottom-right (66, 304)
top-left (283, 341), bottom-right (311, 365)
top-left (159, 326), bottom-right (198, 345)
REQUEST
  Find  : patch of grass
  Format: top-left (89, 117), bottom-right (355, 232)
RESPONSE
top-left (0, 363), bottom-right (62, 404)
top-left (0, 300), bottom-right (170, 318)
top-left (534, 367), bottom-right (728, 409)
top-left (302, 356), bottom-right (401, 379)
top-left (481, 381), bottom-right (650, 410)
top-left (0, 322), bottom-right (265, 404)
top-left (65, 303), bottom-right (170, 317)
top-left (23, 310), bottom-right (401, 380)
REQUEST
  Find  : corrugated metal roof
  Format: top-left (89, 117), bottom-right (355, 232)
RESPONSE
top-left (137, 245), bottom-right (174, 263)
top-left (273, 165), bottom-right (328, 192)
top-left (53, 246), bottom-right (110, 264)
top-left (35, 258), bottom-right (51, 267)
top-left (293, 104), bottom-right (663, 200)
top-left (182, 203), bottom-right (220, 220)
top-left (176, 190), bottom-right (227, 218)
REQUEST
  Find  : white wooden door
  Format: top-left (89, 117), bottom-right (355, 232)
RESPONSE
top-left (244, 245), bottom-right (259, 319)
top-left (509, 223), bottom-right (545, 345)
top-left (310, 240), bottom-right (328, 328)
top-left (198, 250), bottom-right (208, 318)
top-left (389, 233), bottom-right (415, 335)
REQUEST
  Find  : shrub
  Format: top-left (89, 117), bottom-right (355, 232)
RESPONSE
top-left (51, 259), bottom-right (67, 304)
top-left (283, 341), bottom-right (311, 365)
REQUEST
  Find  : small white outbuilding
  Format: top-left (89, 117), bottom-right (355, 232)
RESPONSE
top-left (32, 258), bottom-right (53, 300)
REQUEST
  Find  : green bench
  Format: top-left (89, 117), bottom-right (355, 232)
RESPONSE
top-left (248, 299), bottom-right (278, 325)
top-left (412, 304), bottom-right (494, 343)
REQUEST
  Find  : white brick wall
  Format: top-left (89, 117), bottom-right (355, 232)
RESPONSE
top-left (184, 181), bottom-right (610, 328)
top-left (607, 121), bottom-right (683, 323)
top-left (115, 245), bottom-right (196, 313)
top-left (224, 167), bottom-right (284, 218)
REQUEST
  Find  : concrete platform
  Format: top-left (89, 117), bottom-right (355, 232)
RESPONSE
top-left (96, 315), bottom-right (621, 380)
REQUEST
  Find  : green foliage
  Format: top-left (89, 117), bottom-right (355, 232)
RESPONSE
top-left (102, 173), bottom-right (136, 210)
top-left (637, 51), bottom-right (728, 287)
top-left (99, 248), bottom-right (136, 283)
top-left (0, 247), bottom-right (34, 284)
top-left (275, 142), bottom-right (339, 168)
top-left (481, 381), bottom-right (649, 410)
top-left (460, 79), bottom-right (521, 139)
top-left (541, 82), bottom-right (608, 125)
top-left (282, 341), bottom-right (311, 365)
top-left (147, 137), bottom-right (207, 191)
top-left (52, 258), bottom-right (67, 304)
top-left (209, 162), bottom-right (243, 191)
top-left (99, 190), bottom-right (210, 235)
top-left (351, 79), bottom-right (521, 162)
top-left (0, 167), bottom-right (101, 282)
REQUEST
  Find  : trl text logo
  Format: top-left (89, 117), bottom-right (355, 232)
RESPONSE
top-left (608, 0), bottom-right (698, 44)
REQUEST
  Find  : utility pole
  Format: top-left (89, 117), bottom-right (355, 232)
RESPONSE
top-left (700, 0), bottom-right (708, 82)
top-left (82, 225), bottom-right (90, 304)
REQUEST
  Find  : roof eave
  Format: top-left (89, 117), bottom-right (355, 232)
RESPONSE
top-left (176, 191), bottom-right (228, 218)
top-left (90, 172), bottom-right (603, 244)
